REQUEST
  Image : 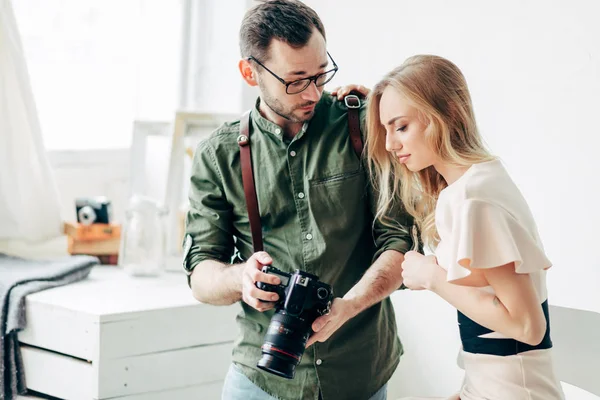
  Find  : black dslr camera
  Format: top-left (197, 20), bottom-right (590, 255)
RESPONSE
top-left (255, 266), bottom-right (333, 379)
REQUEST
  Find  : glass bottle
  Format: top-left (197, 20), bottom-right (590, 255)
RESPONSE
top-left (119, 195), bottom-right (168, 276)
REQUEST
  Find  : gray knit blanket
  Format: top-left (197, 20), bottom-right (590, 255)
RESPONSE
top-left (0, 253), bottom-right (98, 400)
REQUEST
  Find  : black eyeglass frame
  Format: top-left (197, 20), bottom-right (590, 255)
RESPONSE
top-left (247, 51), bottom-right (338, 95)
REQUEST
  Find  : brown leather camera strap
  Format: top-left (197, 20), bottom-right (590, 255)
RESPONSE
top-left (238, 111), bottom-right (263, 252)
top-left (344, 93), bottom-right (363, 159)
top-left (238, 95), bottom-right (362, 253)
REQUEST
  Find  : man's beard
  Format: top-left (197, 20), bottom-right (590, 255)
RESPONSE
top-left (259, 82), bottom-right (317, 123)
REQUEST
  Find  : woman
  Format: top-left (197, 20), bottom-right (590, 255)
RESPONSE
top-left (364, 55), bottom-right (564, 400)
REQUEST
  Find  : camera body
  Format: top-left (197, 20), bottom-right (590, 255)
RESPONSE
top-left (257, 265), bottom-right (332, 318)
top-left (255, 265), bottom-right (333, 379)
top-left (76, 197), bottom-right (113, 225)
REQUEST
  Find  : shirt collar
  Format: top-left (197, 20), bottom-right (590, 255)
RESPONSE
top-left (251, 97), bottom-right (309, 142)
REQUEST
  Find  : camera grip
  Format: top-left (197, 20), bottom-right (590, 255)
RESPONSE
top-left (256, 281), bottom-right (278, 292)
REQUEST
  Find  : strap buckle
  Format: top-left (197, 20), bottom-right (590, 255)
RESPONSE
top-left (237, 135), bottom-right (249, 146)
top-left (344, 94), bottom-right (360, 109)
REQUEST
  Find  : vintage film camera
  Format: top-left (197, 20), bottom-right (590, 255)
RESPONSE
top-left (255, 266), bottom-right (333, 379)
top-left (75, 197), bottom-right (113, 225)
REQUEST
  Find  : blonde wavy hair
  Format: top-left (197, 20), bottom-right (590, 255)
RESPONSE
top-left (365, 55), bottom-right (495, 248)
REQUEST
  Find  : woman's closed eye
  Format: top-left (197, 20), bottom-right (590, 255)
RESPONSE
top-left (396, 125), bottom-right (407, 132)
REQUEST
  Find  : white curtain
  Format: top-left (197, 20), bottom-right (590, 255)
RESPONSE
top-left (0, 0), bottom-right (62, 242)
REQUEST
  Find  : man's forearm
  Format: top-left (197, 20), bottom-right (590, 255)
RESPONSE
top-left (189, 259), bottom-right (243, 305)
top-left (343, 250), bottom-right (404, 316)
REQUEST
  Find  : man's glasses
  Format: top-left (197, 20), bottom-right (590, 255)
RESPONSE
top-left (247, 51), bottom-right (338, 95)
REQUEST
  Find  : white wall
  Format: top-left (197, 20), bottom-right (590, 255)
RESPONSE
top-left (48, 150), bottom-right (130, 224)
top-left (183, 0), bottom-right (248, 113)
top-left (13, 0), bottom-right (182, 150)
top-left (300, 0), bottom-right (600, 398)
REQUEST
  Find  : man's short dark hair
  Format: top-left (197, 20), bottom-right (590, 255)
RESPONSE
top-left (240, 0), bottom-right (326, 62)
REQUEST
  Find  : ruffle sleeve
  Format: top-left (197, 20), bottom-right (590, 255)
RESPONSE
top-left (446, 199), bottom-right (551, 282)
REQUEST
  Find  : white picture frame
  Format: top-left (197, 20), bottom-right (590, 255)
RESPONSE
top-left (163, 111), bottom-right (238, 270)
top-left (130, 120), bottom-right (172, 201)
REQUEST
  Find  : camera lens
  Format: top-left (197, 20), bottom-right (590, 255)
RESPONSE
top-left (78, 206), bottom-right (97, 226)
top-left (317, 287), bottom-right (329, 300)
top-left (257, 311), bottom-right (311, 379)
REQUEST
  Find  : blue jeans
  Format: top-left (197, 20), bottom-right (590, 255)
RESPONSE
top-left (221, 363), bottom-right (388, 400)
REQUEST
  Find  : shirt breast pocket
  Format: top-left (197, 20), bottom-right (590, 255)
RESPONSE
top-left (308, 169), bottom-right (367, 239)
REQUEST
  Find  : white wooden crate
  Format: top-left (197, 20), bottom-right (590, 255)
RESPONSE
top-left (17, 266), bottom-right (240, 400)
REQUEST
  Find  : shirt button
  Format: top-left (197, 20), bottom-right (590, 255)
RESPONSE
top-left (298, 192), bottom-right (305, 199)
top-left (274, 128), bottom-right (281, 135)
top-left (316, 359), bottom-right (323, 365)
top-left (290, 151), bottom-right (296, 157)
top-left (305, 233), bottom-right (313, 240)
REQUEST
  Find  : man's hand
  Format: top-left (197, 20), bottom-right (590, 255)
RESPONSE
top-left (330, 84), bottom-right (371, 100)
top-left (241, 251), bottom-right (281, 312)
top-left (305, 298), bottom-right (358, 347)
top-left (400, 251), bottom-right (444, 291)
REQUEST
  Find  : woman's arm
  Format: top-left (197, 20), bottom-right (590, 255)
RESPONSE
top-left (402, 252), bottom-right (547, 346)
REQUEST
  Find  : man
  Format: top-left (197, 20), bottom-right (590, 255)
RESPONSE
top-left (183, 1), bottom-right (415, 399)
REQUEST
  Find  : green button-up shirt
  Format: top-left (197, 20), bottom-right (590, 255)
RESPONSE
top-left (184, 93), bottom-right (415, 400)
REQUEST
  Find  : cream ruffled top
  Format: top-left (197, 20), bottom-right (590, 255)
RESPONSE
top-left (434, 159), bottom-right (551, 302)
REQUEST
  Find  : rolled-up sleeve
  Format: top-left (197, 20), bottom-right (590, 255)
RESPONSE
top-left (183, 141), bottom-right (235, 275)
top-left (367, 181), bottom-right (416, 262)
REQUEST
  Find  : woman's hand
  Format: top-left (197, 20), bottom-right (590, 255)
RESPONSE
top-left (401, 251), bottom-right (444, 291)
top-left (330, 84), bottom-right (370, 100)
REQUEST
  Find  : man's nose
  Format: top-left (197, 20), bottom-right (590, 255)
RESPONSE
top-left (301, 81), bottom-right (321, 102)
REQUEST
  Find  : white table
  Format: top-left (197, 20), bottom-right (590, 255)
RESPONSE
top-left (17, 266), bottom-right (240, 400)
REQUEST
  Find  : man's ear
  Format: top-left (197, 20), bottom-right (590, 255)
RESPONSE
top-left (239, 59), bottom-right (258, 87)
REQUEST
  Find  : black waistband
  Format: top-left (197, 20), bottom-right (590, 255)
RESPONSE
top-left (458, 300), bottom-right (552, 356)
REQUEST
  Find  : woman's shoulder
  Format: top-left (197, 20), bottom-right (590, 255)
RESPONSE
top-left (462, 159), bottom-right (524, 207)
top-left (437, 159), bottom-right (535, 228)
top-left (439, 160), bottom-right (506, 207)
top-left (458, 160), bottom-right (543, 243)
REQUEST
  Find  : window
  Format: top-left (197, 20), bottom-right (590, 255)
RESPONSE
top-left (13, 0), bottom-right (182, 150)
